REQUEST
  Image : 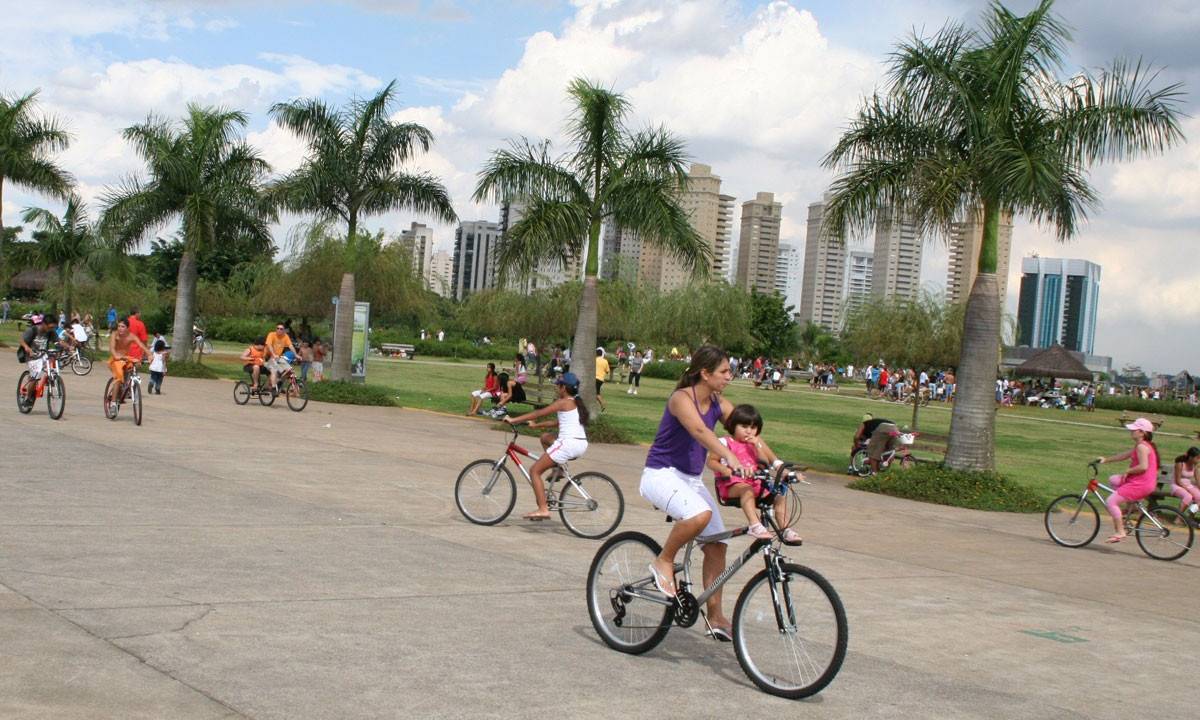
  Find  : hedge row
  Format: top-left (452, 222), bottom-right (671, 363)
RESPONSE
top-left (307, 380), bottom-right (399, 407)
top-left (849, 463), bottom-right (1044, 513)
top-left (1093, 394), bottom-right (1200, 419)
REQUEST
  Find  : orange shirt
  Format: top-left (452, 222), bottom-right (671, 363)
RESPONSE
top-left (265, 330), bottom-right (294, 358)
top-left (245, 346), bottom-right (266, 366)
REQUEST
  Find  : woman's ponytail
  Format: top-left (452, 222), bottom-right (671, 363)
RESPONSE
top-left (573, 390), bottom-right (591, 426)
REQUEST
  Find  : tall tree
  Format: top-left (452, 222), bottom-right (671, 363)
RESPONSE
top-left (17, 195), bottom-right (116, 315)
top-left (821, 0), bottom-right (1183, 470)
top-left (474, 78), bottom-right (710, 410)
top-left (0, 90), bottom-right (73, 284)
top-left (102, 106), bottom-right (274, 361)
top-left (270, 80), bottom-right (457, 381)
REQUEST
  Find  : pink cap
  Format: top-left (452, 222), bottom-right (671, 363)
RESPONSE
top-left (1124, 418), bottom-right (1154, 433)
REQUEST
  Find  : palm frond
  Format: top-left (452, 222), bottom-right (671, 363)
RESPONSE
top-left (606, 176), bottom-right (710, 277)
top-left (473, 138), bottom-right (585, 206)
top-left (360, 171), bottom-right (458, 223)
top-left (494, 199), bottom-right (589, 280)
top-left (565, 78), bottom-right (629, 186)
top-left (980, 0), bottom-right (1069, 111)
top-left (613, 127), bottom-right (690, 187)
top-left (269, 97), bottom-right (346, 148)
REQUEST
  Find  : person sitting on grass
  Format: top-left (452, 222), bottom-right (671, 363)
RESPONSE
top-left (467, 362), bottom-right (501, 416)
top-left (239, 337), bottom-right (272, 391)
top-left (1095, 417), bottom-right (1160, 543)
top-left (490, 371), bottom-right (526, 417)
top-left (503, 372), bottom-right (590, 520)
top-left (707, 403), bottom-right (802, 544)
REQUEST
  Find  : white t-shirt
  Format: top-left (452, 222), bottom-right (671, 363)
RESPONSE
top-left (71, 323), bottom-right (88, 342)
top-left (150, 351), bottom-right (167, 373)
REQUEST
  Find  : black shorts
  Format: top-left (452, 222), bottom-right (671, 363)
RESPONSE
top-left (244, 364), bottom-right (260, 376)
top-left (595, 379), bottom-right (604, 394)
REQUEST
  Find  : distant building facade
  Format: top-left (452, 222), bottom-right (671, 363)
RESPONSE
top-left (775, 242), bottom-right (801, 309)
top-left (398, 221), bottom-right (434, 287)
top-left (451, 220), bottom-right (503, 300)
top-left (500, 201), bottom-right (578, 293)
top-left (428, 250), bottom-right (453, 298)
top-left (947, 209), bottom-right (1014, 304)
top-left (1016, 256), bottom-right (1101, 354)
top-left (797, 194), bottom-right (847, 330)
top-left (870, 209), bottom-right (923, 301)
top-left (735, 192), bottom-right (783, 294)
top-left (843, 249), bottom-right (874, 314)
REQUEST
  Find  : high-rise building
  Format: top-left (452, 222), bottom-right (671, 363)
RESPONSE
top-left (870, 209), bottom-right (923, 300)
top-left (451, 220), bottom-right (502, 300)
top-left (1016, 257), bottom-right (1101, 353)
top-left (843, 249), bottom-right (874, 314)
top-left (735, 192), bottom-right (782, 294)
top-left (500, 201), bottom-right (578, 293)
top-left (398, 221), bottom-right (434, 287)
top-left (716, 193), bottom-right (736, 282)
top-left (428, 250), bottom-right (453, 298)
top-left (797, 194), bottom-right (847, 330)
top-left (947, 209), bottom-right (1014, 304)
top-left (635, 163), bottom-right (735, 292)
top-left (775, 242), bottom-right (801, 309)
top-left (601, 222), bottom-right (641, 284)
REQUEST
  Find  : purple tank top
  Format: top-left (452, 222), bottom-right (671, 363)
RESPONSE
top-left (645, 387), bottom-right (722, 476)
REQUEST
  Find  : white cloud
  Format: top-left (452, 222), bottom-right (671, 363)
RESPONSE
top-left (1107, 117), bottom-right (1200, 222)
top-left (258, 53), bottom-right (381, 98)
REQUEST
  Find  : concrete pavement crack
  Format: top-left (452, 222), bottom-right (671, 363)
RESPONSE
top-left (106, 605), bottom-right (215, 641)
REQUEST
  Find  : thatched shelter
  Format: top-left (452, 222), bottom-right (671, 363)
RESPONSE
top-left (1013, 345), bottom-right (1094, 381)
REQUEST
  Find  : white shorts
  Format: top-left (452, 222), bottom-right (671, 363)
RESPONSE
top-left (312, 361), bottom-right (324, 375)
top-left (547, 437), bottom-right (588, 464)
top-left (639, 466), bottom-right (726, 543)
top-left (471, 389), bottom-right (498, 399)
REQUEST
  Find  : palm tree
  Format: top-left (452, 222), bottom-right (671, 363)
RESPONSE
top-left (269, 80), bottom-right (457, 381)
top-left (0, 90), bottom-right (73, 283)
top-left (821, 0), bottom-right (1184, 471)
top-left (17, 195), bottom-right (116, 315)
top-left (474, 77), bottom-right (710, 410)
top-left (102, 105), bottom-right (274, 362)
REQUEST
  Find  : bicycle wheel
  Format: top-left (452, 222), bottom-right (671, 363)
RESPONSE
top-left (47, 374), bottom-right (65, 420)
top-left (454, 460), bottom-right (516, 525)
top-left (233, 381), bottom-right (251, 405)
top-left (558, 471), bottom-right (624, 539)
top-left (103, 378), bottom-right (119, 420)
top-left (131, 382), bottom-right (142, 426)
top-left (733, 563), bottom-right (847, 700)
top-left (72, 352), bottom-right (93, 376)
top-left (849, 449), bottom-right (868, 476)
top-left (1044, 495), bottom-right (1100, 548)
top-left (1135, 506), bottom-right (1193, 561)
top-left (286, 379), bottom-right (309, 412)
top-left (16, 371), bottom-right (35, 414)
top-left (201, 339), bottom-right (213, 355)
top-left (258, 379), bottom-right (276, 406)
top-left (586, 531), bottom-right (674, 654)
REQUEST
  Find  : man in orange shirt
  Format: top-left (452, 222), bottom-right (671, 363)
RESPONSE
top-left (264, 322), bottom-right (296, 387)
top-left (126, 307), bottom-right (148, 362)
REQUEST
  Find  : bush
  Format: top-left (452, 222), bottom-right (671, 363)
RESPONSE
top-left (412, 338), bottom-right (499, 360)
top-left (308, 380), bottom-right (399, 407)
top-left (205, 316), bottom-right (276, 344)
top-left (639, 359), bottom-right (689, 381)
top-left (586, 414), bottom-right (637, 445)
top-left (849, 463), bottom-right (1044, 513)
top-left (165, 361), bottom-right (220, 379)
top-left (141, 305), bottom-right (174, 336)
top-left (1093, 395), bottom-right (1200, 419)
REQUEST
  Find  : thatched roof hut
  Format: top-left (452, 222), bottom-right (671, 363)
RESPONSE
top-left (1013, 345), bottom-right (1094, 381)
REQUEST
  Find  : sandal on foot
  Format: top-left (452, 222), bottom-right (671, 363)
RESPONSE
top-left (781, 528), bottom-right (803, 546)
top-left (522, 511), bottom-right (551, 521)
top-left (747, 523), bottom-right (772, 540)
top-left (705, 626), bottom-right (732, 642)
top-left (1104, 534), bottom-right (1126, 544)
top-left (648, 563), bottom-right (676, 598)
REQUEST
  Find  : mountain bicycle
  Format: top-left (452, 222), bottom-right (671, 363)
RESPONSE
top-left (587, 463), bottom-right (847, 699)
top-left (103, 360), bottom-right (143, 426)
top-left (16, 350), bottom-right (66, 420)
top-left (1044, 462), bottom-right (1193, 561)
top-left (850, 430), bottom-right (916, 476)
top-left (58, 344), bottom-right (93, 376)
top-left (454, 425), bottom-right (624, 539)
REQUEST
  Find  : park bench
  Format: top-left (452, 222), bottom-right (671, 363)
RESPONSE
top-left (380, 342), bottom-right (416, 359)
top-left (498, 367), bottom-right (556, 409)
top-left (909, 431), bottom-right (949, 464)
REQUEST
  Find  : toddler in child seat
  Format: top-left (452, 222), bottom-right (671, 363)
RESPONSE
top-left (707, 403), bottom-right (802, 544)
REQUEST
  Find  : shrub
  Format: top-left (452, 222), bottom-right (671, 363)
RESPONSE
top-left (205, 316), bottom-right (276, 344)
top-left (308, 380), bottom-right (398, 407)
top-left (141, 305), bottom-right (174, 336)
top-left (165, 361), bottom-right (220, 379)
top-left (1093, 395), bottom-right (1200, 419)
top-left (849, 463), bottom-right (1044, 513)
top-left (639, 359), bottom-right (689, 381)
top-left (586, 414), bottom-right (637, 445)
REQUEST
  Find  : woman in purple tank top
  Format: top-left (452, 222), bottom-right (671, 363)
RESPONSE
top-left (640, 346), bottom-right (747, 640)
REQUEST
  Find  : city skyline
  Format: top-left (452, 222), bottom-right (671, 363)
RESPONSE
top-left (0, 0), bottom-right (1194, 369)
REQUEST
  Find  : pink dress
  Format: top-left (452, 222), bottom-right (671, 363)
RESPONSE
top-left (714, 437), bottom-right (764, 502)
top-left (1111, 441), bottom-right (1159, 501)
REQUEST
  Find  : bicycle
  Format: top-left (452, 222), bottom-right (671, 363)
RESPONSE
top-left (16, 350), bottom-right (66, 420)
top-left (193, 327), bottom-right (213, 356)
top-left (103, 359), bottom-right (143, 426)
top-left (1044, 462), bottom-right (1194, 561)
top-left (849, 430), bottom-right (916, 476)
top-left (586, 462), bottom-right (847, 699)
top-left (233, 370), bottom-right (278, 407)
top-left (58, 343), bottom-right (94, 376)
top-left (454, 425), bottom-right (625, 539)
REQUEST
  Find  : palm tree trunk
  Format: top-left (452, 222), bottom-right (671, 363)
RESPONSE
top-left (330, 272), bottom-right (355, 381)
top-left (572, 275), bottom-right (600, 413)
top-left (171, 249), bottom-right (199, 363)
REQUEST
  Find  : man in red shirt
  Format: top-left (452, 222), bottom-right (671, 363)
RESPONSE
top-left (126, 307), bottom-right (148, 361)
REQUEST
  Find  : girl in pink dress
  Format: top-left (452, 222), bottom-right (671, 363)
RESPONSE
top-left (1095, 418), bottom-right (1160, 543)
top-left (707, 404), bottom-right (803, 544)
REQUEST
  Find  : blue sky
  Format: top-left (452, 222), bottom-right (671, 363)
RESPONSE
top-left (1, 0), bottom-right (1196, 372)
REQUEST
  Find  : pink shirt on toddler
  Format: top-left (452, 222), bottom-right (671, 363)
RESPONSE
top-left (714, 437), bottom-right (765, 502)
top-left (1111, 440), bottom-right (1159, 501)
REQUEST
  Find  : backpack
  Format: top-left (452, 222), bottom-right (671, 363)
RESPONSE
top-left (17, 346), bottom-right (27, 363)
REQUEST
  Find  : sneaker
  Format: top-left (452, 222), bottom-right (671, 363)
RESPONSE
top-left (633, 389), bottom-right (638, 395)
top-left (1188, 503), bottom-right (1199, 515)
top-left (626, 388), bottom-right (633, 395)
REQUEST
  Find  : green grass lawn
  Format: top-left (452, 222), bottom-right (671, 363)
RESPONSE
top-left (4, 322), bottom-right (1194, 502)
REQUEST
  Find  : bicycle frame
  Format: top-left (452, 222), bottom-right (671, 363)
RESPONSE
top-left (485, 428), bottom-right (602, 512)
top-left (1073, 476), bottom-right (1169, 534)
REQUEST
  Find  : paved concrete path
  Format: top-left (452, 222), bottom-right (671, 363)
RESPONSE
top-left (0, 358), bottom-right (1194, 719)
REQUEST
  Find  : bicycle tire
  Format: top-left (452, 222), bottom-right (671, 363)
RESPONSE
top-left (72, 352), bottom-right (93, 376)
top-left (454, 460), bottom-right (516, 525)
top-left (103, 378), bottom-right (119, 420)
top-left (899, 454), bottom-right (915, 469)
top-left (286, 379), bottom-right (308, 412)
top-left (47, 374), bottom-right (65, 420)
top-left (131, 382), bottom-right (142, 426)
top-left (201, 340), bottom-right (213, 355)
top-left (850, 449), bottom-right (871, 477)
top-left (233, 381), bottom-right (251, 405)
top-left (16, 371), bottom-right (34, 414)
top-left (1135, 505), bottom-right (1193, 561)
top-left (258, 379), bottom-right (276, 406)
top-left (733, 563), bottom-right (847, 699)
top-left (558, 471), bottom-right (624, 539)
top-left (1044, 495), bottom-right (1100, 548)
top-left (586, 531), bottom-right (674, 654)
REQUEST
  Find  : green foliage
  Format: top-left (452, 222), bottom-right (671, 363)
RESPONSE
top-left (796, 322), bottom-right (845, 364)
top-left (849, 463), bottom-right (1044, 512)
top-left (141, 305), bottom-right (173, 335)
top-left (206, 316), bottom-right (277, 344)
top-left (639, 360), bottom-right (689, 381)
top-left (164, 361), bottom-right (220, 379)
top-left (841, 292), bottom-right (965, 369)
top-left (585, 414), bottom-right (636, 444)
top-left (146, 234), bottom-right (276, 289)
top-left (748, 291), bottom-right (797, 357)
top-left (308, 380), bottom-right (399, 407)
top-left (1093, 395), bottom-right (1200, 419)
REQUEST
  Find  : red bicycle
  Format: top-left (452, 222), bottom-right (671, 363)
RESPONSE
top-left (16, 350), bottom-right (66, 420)
top-left (454, 426), bottom-right (624, 539)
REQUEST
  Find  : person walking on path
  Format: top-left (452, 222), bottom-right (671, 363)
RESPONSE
top-left (594, 348), bottom-right (610, 411)
top-left (638, 346), bottom-right (745, 641)
top-left (106, 304), bottom-right (117, 333)
top-left (126, 308), bottom-right (148, 362)
top-left (1095, 417), bottom-right (1160, 543)
top-left (312, 338), bottom-right (326, 382)
top-left (1, 298), bottom-right (10, 324)
top-left (626, 350), bottom-right (644, 395)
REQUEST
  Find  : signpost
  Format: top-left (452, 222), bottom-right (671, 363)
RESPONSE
top-left (351, 301), bottom-right (369, 382)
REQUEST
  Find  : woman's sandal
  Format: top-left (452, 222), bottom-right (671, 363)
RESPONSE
top-left (1104, 534), bottom-right (1127, 544)
top-left (647, 563), bottom-right (676, 598)
top-left (522, 511), bottom-right (551, 521)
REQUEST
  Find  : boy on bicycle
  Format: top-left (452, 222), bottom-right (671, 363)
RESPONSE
top-left (240, 337), bottom-right (272, 390)
top-left (107, 317), bottom-right (151, 411)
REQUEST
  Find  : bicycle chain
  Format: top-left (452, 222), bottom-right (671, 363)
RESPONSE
top-left (673, 590), bottom-right (699, 628)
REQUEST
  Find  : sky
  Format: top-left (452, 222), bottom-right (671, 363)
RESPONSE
top-left (1, 0), bottom-right (1196, 373)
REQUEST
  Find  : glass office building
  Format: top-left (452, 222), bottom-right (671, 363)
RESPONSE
top-left (1016, 257), bottom-right (1101, 353)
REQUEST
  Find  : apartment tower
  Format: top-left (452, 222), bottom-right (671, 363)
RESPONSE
top-left (451, 220), bottom-right (503, 300)
top-left (843, 250), bottom-right (874, 314)
top-left (870, 209), bottom-right (924, 300)
top-left (775, 242), bottom-right (801, 309)
top-left (1016, 256), bottom-right (1101, 353)
top-left (946, 209), bottom-right (1014, 304)
top-left (634, 163), bottom-right (735, 292)
top-left (428, 250), bottom-right (453, 298)
top-left (797, 194), bottom-right (847, 330)
top-left (735, 192), bottom-right (783, 294)
top-left (398, 221), bottom-right (434, 287)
